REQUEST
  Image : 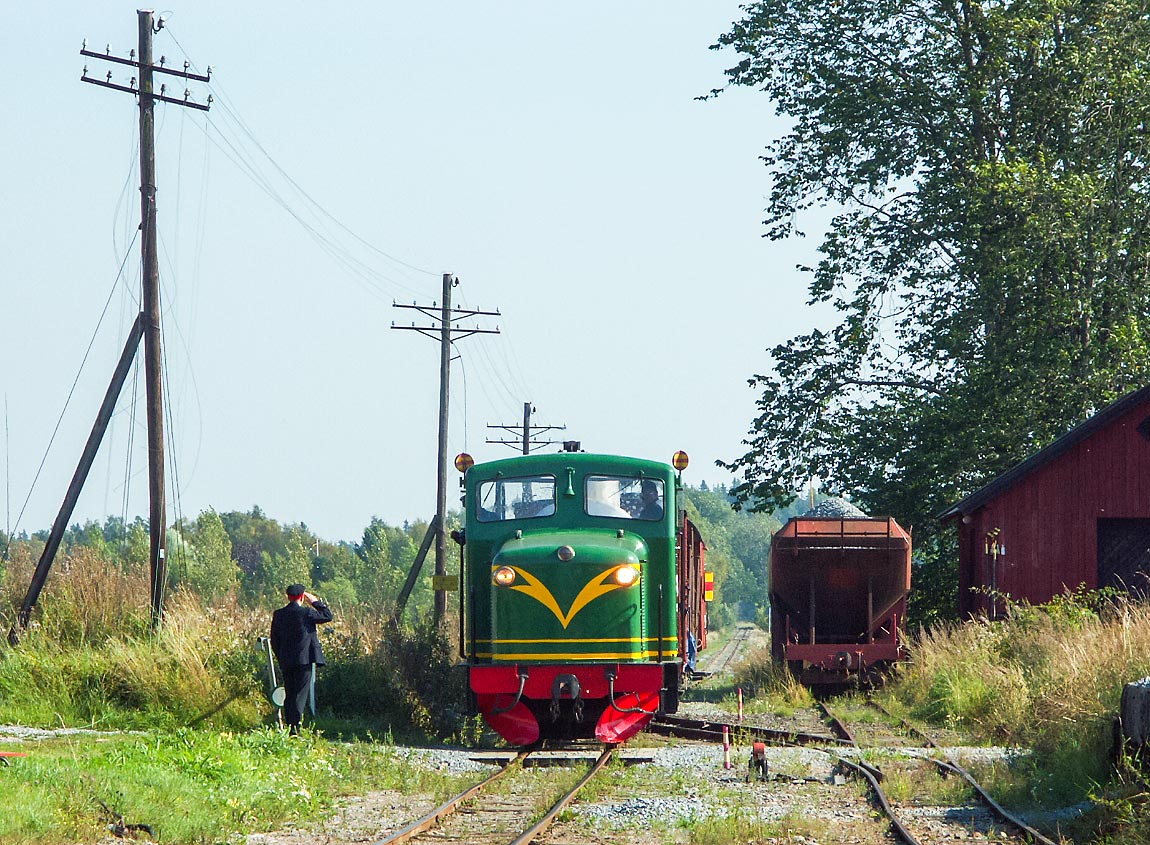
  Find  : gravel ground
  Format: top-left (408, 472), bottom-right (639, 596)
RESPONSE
top-left (242, 736), bottom-right (1085, 845)
top-left (802, 498), bottom-right (869, 518)
top-left (238, 740), bottom-right (867, 844)
top-left (387, 744), bottom-right (493, 775)
top-left (0, 725), bottom-right (130, 740)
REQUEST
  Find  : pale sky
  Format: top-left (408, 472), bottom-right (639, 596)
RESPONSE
top-left (1, 3), bottom-right (826, 542)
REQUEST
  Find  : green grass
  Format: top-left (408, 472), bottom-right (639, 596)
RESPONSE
top-left (682, 809), bottom-right (786, 844)
top-left (889, 591), bottom-right (1150, 838)
top-left (0, 728), bottom-right (462, 845)
top-left (0, 555), bottom-right (469, 741)
top-left (0, 627), bottom-right (266, 731)
top-left (0, 548), bottom-right (480, 842)
top-left (728, 645), bottom-right (814, 713)
top-left (868, 756), bottom-right (975, 807)
top-left (681, 802), bottom-right (882, 845)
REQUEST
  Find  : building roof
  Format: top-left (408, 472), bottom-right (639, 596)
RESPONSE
top-left (939, 383), bottom-right (1150, 521)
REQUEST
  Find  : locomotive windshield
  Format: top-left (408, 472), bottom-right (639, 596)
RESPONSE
top-left (476, 475), bottom-right (556, 522)
top-left (585, 476), bottom-right (664, 520)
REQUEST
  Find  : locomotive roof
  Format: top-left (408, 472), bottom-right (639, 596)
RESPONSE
top-left (468, 452), bottom-right (674, 476)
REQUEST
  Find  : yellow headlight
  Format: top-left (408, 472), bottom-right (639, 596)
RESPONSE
top-left (613, 565), bottom-right (639, 587)
top-left (493, 566), bottom-right (516, 586)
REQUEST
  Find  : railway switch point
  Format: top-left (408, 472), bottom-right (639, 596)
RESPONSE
top-left (745, 741), bottom-right (768, 783)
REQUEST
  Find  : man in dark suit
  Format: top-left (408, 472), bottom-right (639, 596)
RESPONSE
top-left (637, 480), bottom-right (663, 521)
top-left (270, 583), bottom-right (333, 735)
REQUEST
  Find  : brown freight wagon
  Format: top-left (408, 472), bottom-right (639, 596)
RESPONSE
top-left (770, 516), bottom-right (911, 684)
top-left (677, 511), bottom-right (708, 663)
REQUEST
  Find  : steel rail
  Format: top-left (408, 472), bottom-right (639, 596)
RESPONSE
top-left (370, 748), bottom-right (531, 845)
top-left (836, 757), bottom-right (922, 845)
top-left (816, 700), bottom-right (927, 845)
top-left (814, 700), bottom-right (857, 745)
top-left (931, 759), bottom-right (1060, 845)
top-left (865, 700), bottom-right (1060, 845)
top-left (650, 713), bottom-right (850, 747)
top-left (506, 745), bottom-right (615, 845)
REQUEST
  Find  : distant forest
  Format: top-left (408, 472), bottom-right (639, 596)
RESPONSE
top-left (0, 486), bottom-right (802, 626)
top-left (0, 508), bottom-right (438, 617)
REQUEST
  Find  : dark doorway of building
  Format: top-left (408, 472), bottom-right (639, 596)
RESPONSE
top-left (1097, 518), bottom-right (1150, 597)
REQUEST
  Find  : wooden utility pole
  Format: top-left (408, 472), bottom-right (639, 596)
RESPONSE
top-left (136, 10), bottom-right (168, 631)
top-left (4, 395), bottom-right (9, 559)
top-left (433, 274), bottom-right (453, 620)
top-left (9, 14), bottom-right (210, 641)
top-left (487, 402), bottom-right (566, 454)
top-left (75, 12), bottom-right (209, 631)
top-left (392, 276), bottom-right (499, 621)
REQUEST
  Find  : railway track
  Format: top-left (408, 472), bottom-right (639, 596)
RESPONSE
top-left (695, 622), bottom-right (754, 677)
top-left (649, 712), bottom-right (851, 747)
top-left (863, 700), bottom-right (1063, 845)
top-left (365, 642), bottom-right (1061, 845)
top-left (819, 700), bottom-right (1063, 845)
top-left (372, 745), bottom-right (615, 845)
top-left (655, 702), bottom-right (1062, 845)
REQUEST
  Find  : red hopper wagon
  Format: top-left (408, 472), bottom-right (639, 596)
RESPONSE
top-left (770, 514), bottom-right (911, 685)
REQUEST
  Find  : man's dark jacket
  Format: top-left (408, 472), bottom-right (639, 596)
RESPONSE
top-left (270, 600), bottom-right (333, 668)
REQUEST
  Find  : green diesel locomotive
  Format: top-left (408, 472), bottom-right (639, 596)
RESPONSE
top-left (455, 448), bottom-right (708, 744)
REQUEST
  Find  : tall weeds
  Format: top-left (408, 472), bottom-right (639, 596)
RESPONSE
top-left (319, 610), bottom-right (469, 739)
top-left (896, 592), bottom-right (1150, 750)
top-left (1, 545), bottom-right (152, 643)
top-left (893, 591), bottom-right (1150, 837)
top-left (732, 644), bottom-right (813, 709)
top-left (0, 551), bottom-right (268, 728)
top-left (0, 549), bottom-right (467, 738)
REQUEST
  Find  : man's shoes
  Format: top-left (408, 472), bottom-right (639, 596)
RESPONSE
top-left (288, 725), bottom-right (300, 737)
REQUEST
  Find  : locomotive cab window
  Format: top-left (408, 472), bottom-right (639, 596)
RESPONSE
top-left (476, 475), bottom-right (556, 522)
top-left (585, 476), bottom-right (665, 520)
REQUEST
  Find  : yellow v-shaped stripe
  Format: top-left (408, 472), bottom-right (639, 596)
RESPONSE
top-left (506, 565), bottom-right (638, 629)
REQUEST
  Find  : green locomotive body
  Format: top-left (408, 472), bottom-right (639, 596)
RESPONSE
top-left (459, 450), bottom-right (706, 744)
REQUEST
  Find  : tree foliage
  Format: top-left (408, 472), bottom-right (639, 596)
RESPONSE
top-left (715, 0), bottom-right (1150, 620)
top-left (189, 510), bottom-right (238, 601)
top-left (166, 510), bottom-right (238, 602)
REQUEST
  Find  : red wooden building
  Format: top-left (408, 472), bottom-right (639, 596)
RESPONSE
top-left (941, 385), bottom-right (1150, 617)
